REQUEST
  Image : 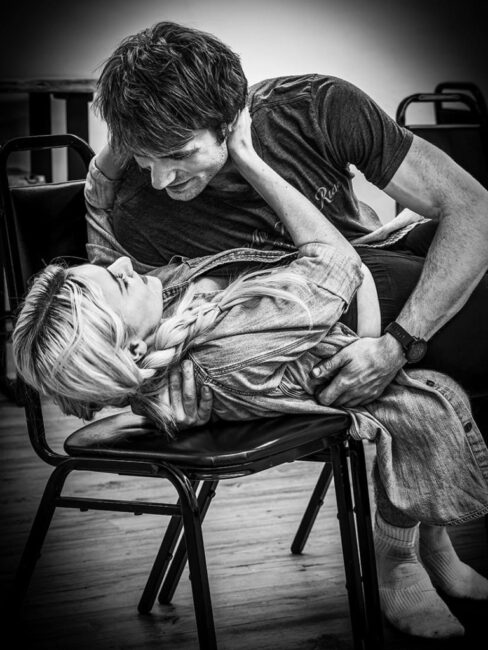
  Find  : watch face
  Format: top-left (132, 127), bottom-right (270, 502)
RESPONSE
top-left (407, 340), bottom-right (428, 363)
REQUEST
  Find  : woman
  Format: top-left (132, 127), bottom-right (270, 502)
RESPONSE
top-left (13, 110), bottom-right (488, 639)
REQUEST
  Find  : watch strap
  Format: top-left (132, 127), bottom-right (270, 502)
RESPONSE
top-left (384, 321), bottom-right (415, 351)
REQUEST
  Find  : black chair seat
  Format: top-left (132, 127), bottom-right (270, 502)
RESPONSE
top-left (65, 411), bottom-right (351, 475)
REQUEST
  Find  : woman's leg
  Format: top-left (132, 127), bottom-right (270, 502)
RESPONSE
top-left (373, 462), bottom-right (465, 638)
top-left (357, 245), bottom-right (488, 397)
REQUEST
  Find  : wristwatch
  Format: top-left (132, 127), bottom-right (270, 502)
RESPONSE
top-left (384, 322), bottom-right (428, 364)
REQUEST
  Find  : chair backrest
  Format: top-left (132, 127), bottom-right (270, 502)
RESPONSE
top-left (396, 92), bottom-right (488, 189)
top-left (434, 82), bottom-right (488, 126)
top-left (0, 134), bottom-right (93, 312)
top-left (0, 134), bottom-right (94, 464)
top-left (10, 181), bottom-right (87, 295)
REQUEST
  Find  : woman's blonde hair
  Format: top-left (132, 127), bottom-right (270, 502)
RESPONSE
top-left (13, 262), bottom-right (311, 434)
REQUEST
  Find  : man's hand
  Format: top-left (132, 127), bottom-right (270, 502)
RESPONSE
top-left (160, 360), bottom-right (213, 429)
top-left (312, 335), bottom-right (406, 407)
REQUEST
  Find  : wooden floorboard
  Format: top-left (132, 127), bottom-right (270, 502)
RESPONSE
top-left (1, 391), bottom-right (487, 649)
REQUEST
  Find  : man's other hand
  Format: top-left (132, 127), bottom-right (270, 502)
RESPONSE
top-left (312, 335), bottom-right (406, 407)
top-left (164, 360), bottom-right (213, 429)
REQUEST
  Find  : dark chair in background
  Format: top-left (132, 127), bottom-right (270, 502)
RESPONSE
top-left (0, 135), bottom-right (382, 650)
top-left (396, 85), bottom-right (488, 189)
top-left (434, 81), bottom-right (488, 127)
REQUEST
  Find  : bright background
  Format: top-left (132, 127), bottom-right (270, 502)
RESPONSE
top-left (1, 0), bottom-right (487, 220)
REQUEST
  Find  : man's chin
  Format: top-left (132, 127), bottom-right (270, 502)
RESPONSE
top-left (165, 180), bottom-right (203, 201)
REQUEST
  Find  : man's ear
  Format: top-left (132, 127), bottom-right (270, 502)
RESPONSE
top-left (128, 339), bottom-right (147, 362)
top-left (227, 112), bottom-right (240, 133)
top-left (221, 115), bottom-right (238, 140)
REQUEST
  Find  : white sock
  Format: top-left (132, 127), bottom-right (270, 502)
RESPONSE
top-left (375, 514), bottom-right (464, 638)
top-left (419, 524), bottom-right (488, 600)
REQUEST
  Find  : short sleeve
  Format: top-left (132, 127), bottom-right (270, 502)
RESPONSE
top-left (312, 77), bottom-right (413, 188)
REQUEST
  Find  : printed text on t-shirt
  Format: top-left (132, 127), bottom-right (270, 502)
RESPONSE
top-left (315, 183), bottom-right (339, 209)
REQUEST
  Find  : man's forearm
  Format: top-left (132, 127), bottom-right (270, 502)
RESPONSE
top-left (395, 197), bottom-right (488, 340)
top-left (384, 135), bottom-right (488, 340)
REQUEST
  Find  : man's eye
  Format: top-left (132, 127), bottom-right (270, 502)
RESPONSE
top-left (168, 151), bottom-right (195, 160)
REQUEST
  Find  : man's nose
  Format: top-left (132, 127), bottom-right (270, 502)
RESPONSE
top-left (150, 161), bottom-right (176, 190)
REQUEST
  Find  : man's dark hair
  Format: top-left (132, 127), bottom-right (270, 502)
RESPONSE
top-left (94, 21), bottom-right (248, 157)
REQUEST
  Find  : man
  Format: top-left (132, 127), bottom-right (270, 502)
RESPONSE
top-left (85, 21), bottom-right (488, 639)
top-left (86, 21), bottom-right (488, 426)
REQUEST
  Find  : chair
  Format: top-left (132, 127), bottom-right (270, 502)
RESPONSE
top-left (0, 134), bottom-right (383, 650)
top-left (396, 90), bottom-right (488, 188)
top-left (434, 81), bottom-right (488, 127)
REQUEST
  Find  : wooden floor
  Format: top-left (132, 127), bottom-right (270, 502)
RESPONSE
top-left (1, 390), bottom-right (487, 650)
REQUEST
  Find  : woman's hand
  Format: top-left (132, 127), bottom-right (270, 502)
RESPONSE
top-left (226, 107), bottom-right (256, 164)
top-left (95, 143), bottom-right (127, 181)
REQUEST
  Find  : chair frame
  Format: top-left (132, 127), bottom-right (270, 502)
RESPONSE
top-left (1, 134), bottom-right (383, 650)
top-left (396, 91), bottom-right (488, 155)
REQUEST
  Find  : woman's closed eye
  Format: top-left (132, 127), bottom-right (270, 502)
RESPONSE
top-left (111, 271), bottom-right (129, 291)
top-left (119, 274), bottom-right (130, 289)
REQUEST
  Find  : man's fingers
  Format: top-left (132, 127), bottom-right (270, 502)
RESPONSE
top-left (167, 363), bottom-right (212, 428)
top-left (311, 351), bottom-right (348, 379)
top-left (168, 367), bottom-right (185, 419)
top-left (196, 385), bottom-right (213, 424)
top-left (181, 360), bottom-right (198, 417)
top-left (316, 375), bottom-right (350, 406)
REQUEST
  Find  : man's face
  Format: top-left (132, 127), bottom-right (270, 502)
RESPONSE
top-left (134, 129), bottom-right (229, 201)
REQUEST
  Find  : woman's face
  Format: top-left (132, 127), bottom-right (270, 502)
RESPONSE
top-left (73, 257), bottom-right (163, 344)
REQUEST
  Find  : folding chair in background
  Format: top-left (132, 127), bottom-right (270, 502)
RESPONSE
top-left (0, 134), bottom-right (383, 650)
top-left (396, 86), bottom-right (488, 189)
top-left (434, 81), bottom-right (488, 128)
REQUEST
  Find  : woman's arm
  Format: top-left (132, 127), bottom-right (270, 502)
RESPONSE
top-left (94, 142), bottom-right (127, 180)
top-left (227, 109), bottom-right (360, 264)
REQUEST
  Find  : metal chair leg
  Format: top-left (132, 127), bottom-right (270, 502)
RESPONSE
top-left (291, 462), bottom-right (333, 554)
top-left (349, 438), bottom-right (384, 650)
top-left (157, 525), bottom-right (189, 605)
top-left (160, 469), bottom-right (216, 650)
top-left (138, 479), bottom-right (201, 614)
top-left (331, 442), bottom-right (367, 650)
top-left (10, 462), bottom-right (73, 612)
top-left (158, 480), bottom-right (218, 605)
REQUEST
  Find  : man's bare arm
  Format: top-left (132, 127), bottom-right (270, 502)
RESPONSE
top-left (383, 135), bottom-right (488, 338)
top-left (315, 135), bottom-right (488, 406)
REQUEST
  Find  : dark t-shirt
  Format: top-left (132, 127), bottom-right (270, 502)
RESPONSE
top-left (111, 74), bottom-right (413, 266)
